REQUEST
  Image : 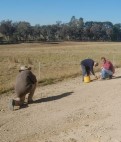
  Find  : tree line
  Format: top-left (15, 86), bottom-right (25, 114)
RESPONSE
top-left (0, 16), bottom-right (121, 43)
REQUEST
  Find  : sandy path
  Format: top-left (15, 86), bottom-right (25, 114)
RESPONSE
top-left (0, 69), bottom-right (121, 142)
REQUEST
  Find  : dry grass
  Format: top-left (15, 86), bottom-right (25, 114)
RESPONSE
top-left (0, 42), bottom-right (121, 94)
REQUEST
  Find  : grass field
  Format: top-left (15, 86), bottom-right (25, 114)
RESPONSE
top-left (0, 42), bottom-right (121, 94)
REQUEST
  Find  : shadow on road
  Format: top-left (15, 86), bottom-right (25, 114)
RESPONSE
top-left (112, 76), bottom-right (121, 79)
top-left (33, 91), bottom-right (74, 103)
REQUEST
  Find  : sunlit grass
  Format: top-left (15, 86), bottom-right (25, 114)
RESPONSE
top-left (0, 42), bottom-right (121, 94)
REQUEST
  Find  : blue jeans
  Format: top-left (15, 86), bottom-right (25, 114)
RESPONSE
top-left (81, 64), bottom-right (90, 76)
top-left (101, 68), bottom-right (113, 79)
top-left (81, 64), bottom-right (90, 81)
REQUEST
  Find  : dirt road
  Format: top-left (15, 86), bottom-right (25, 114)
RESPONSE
top-left (0, 69), bottom-right (121, 142)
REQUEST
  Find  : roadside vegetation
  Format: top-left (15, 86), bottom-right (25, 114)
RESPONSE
top-left (0, 42), bottom-right (121, 94)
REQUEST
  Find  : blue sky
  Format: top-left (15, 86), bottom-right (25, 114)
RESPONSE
top-left (0, 0), bottom-right (121, 25)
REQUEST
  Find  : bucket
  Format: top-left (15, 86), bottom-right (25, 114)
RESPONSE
top-left (84, 76), bottom-right (90, 83)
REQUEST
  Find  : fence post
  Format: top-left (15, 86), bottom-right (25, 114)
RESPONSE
top-left (112, 54), bottom-right (115, 66)
top-left (39, 62), bottom-right (40, 80)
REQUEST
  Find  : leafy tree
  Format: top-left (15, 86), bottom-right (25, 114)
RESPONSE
top-left (112, 24), bottom-right (121, 41)
top-left (16, 21), bottom-right (31, 41)
top-left (1, 17), bottom-right (121, 43)
top-left (0, 20), bottom-right (15, 41)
